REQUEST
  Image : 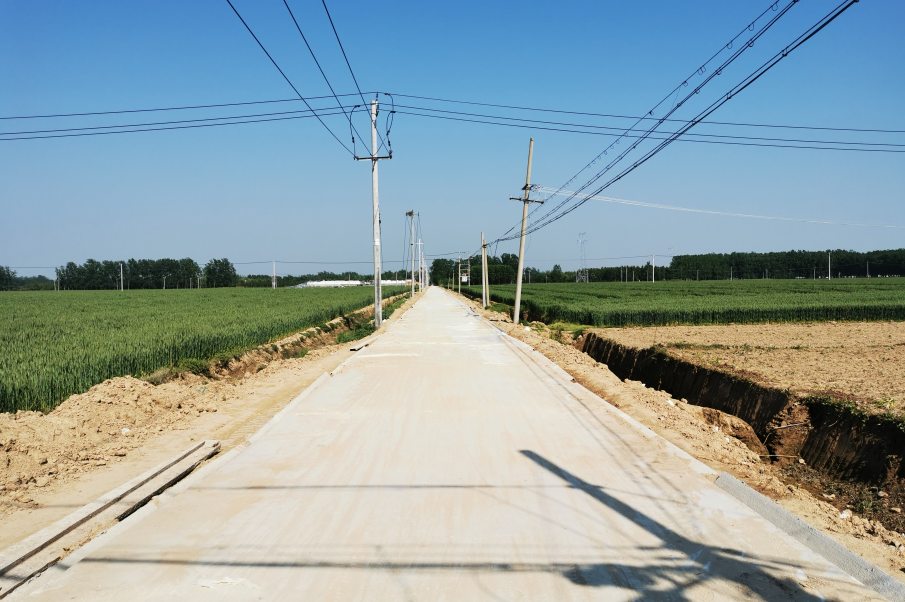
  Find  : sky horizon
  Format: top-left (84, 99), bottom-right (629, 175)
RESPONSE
top-left (2, 0), bottom-right (903, 280)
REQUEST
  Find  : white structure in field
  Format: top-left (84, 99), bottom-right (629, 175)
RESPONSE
top-left (298, 279), bottom-right (412, 288)
top-left (299, 280), bottom-right (365, 288)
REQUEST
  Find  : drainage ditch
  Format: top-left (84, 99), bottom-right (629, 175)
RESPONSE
top-left (581, 332), bottom-right (905, 529)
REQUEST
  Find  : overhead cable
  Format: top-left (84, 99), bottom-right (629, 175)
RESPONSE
top-left (224, 0), bottom-right (352, 154)
top-left (0, 110), bottom-right (348, 141)
top-left (281, 0), bottom-right (369, 154)
top-left (520, 0), bottom-right (801, 241)
top-left (535, 187), bottom-right (904, 229)
top-left (508, 0), bottom-right (860, 242)
top-left (320, 0), bottom-right (389, 153)
top-left (388, 93), bottom-right (905, 135)
top-left (392, 109), bottom-right (904, 152)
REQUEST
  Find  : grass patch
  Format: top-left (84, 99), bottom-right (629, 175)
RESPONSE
top-left (336, 324), bottom-right (376, 344)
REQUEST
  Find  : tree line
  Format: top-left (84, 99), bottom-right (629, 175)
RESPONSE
top-left (46, 258), bottom-right (237, 290)
top-left (669, 248), bottom-right (905, 280)
top-left (430, 247), bottom-right (905, 286)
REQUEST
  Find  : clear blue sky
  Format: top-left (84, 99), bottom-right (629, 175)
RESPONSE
top-left (2, 0), bottom-right (903, 277)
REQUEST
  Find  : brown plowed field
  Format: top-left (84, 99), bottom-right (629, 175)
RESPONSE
top-left (595, 321), bottom-right (905, 416)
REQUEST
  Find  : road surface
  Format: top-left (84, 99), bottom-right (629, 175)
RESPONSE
top-left (19, 288), bottom-right (881, 601)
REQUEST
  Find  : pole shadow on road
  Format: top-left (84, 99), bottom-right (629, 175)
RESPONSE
top-left (520, 450), bottom-right (833, 601)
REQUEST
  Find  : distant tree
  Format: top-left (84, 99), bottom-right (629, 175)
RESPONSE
top-left (500, 253), bottom-right (520, 271)
top-left (0, 266), bottom-right (15, 291)
top-left (203, 258), bottom-right (237, 288)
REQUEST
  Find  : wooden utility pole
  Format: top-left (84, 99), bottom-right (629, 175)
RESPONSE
top-left (511, 138), bottom-right (541, 325)
top-left (354, 98), bottom-right (392, 327)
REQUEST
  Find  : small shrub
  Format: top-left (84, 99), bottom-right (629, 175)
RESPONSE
top-left (176, 358), bottom-right (210, 375)
top-left (144, 368), bottom-right (176, 386)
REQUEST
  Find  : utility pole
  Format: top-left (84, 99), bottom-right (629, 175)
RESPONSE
top-left (354, 97), bottom-right (392, 327)
top-left (457, 253), bottom-right (461, 295)
top-left (272, 261), bottom-right (276, 289)
top-left (120, 263), bottom-right (124, 291)
top-left (420, 248), bottom-right (426, 290)
top-left (467, 254), bottom-right (471, 288)
top-left (416, 239), bottom-right (424, 292)
top-left (481, 233), bottom-right (489, 307)
top-left (867, 261), bottom-right (870, 278)
top-left (511, 138), bottom-right (540, 325)
top-left (828, 252), bottom-right (831, 280)
top-left (652, 255), bottom-right (655, 283)
top-left (577, 232), bottom-right (588, 283)
top-left (406, 211), bottom-right (415, 297)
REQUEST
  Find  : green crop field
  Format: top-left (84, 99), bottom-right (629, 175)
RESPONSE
top-left (461, 279), bottom-right (905, 327)
top-left (0, 287), bottom-right (403, 413)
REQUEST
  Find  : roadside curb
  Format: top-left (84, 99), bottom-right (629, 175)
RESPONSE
top-left (716, 472), bottom-right (905, 601)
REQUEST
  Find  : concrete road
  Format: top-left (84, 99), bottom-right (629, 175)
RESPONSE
top-left (20, 288), bottom-right (881, 601)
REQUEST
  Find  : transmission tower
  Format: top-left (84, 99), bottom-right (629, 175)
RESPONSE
top-left (577, 233), bottom-right (589, 283)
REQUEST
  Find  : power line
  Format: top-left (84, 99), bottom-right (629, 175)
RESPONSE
top-left (391, 109), bottom-right (905, 153)
top-left (320, 0), bottom-right (389, 153)
top-left (281, 0), bottom-right (369, 154)
top-left (393, 104), bottom-right (905, 147)
top-left (521, 0), bottom-right (801, 241)
top-left (535, 187), bottom-right (904, 230)
top-left (0, 110), bottom-right (348, 141)
top-left (224, 0), bottom-right (352, 155)
top-left (388, 93), bottom-right (905, 136)
top-left (5, 102), bottom-right (900, 152)
top-left (507, 0), bottom-right (862, 242)
top-left (0, 104), bottom-right (355, 137)
top-left (0, 94), bottom-right (370, 121)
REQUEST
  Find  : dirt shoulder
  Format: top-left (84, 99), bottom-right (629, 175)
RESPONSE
top-left (598, 321), bottom-right (905, 416)
top-left (453, 292), bottom-right (905, 585)
top-left (0, 290), bottom-right (421, 551)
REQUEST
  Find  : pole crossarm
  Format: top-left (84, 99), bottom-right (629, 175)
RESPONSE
top-left (354, 155), bottom-right (392, 161)
top-left (509, 196), bottom-right (544, 204)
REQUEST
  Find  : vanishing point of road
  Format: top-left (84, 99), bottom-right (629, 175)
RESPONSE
top-left (19, 288), bottom-right (882, 601)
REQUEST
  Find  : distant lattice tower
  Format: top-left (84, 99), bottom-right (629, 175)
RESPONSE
top-left (577, 233), bottom-right (589, 283)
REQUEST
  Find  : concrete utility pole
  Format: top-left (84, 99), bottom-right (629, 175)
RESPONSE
top-left (511, 138), bottom-right (540, 325)
top-left (481, 233), bottom-right (489, 307)
top-left (652, 255), bottom-right (655, 283)
top-left (867, 261), bottom-right (870, 278)
top-left (354, 98), bottom-right (392, 327)
top-left (421, 248), bottom-right (426, 290)
top-left (120, 263), bottom-right (124, 291)
top-left (415, 239), bottom-right (424, 292)
top-left (406, 211), bottom-right (415, 297)
top-left (828, 252), bottom-right (831, 280)
top-left (457, 253), bottom-right (461, 295)
top-left (272, 261), bottom-right (276, 289)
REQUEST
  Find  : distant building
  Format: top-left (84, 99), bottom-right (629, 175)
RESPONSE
top-left (298, 280), bottom-right (365, 288)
